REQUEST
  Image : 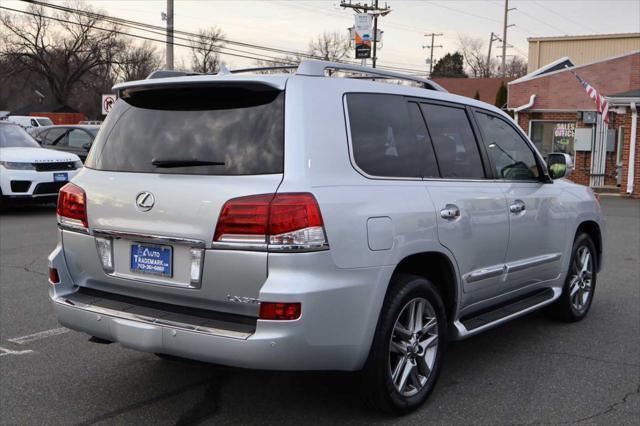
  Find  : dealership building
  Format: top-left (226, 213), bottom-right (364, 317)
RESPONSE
top-left (508, 34), bottom-right (639, 197)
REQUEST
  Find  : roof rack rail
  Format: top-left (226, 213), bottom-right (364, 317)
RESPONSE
top-left (229, 65), bottom-right (299, 74)
top-left (296, 60), bottom-right (447, 92)
top-left (146, 69), bottom-right (206, 79)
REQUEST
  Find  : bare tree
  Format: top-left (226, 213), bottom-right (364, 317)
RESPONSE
top-left (189, 27), bottom-right (225, 73)
top-left (308, 31), bottom-right (350, 61)
top-left (115, 41), bottom-right (161, 81)
top-left (458, 35), bottom-right (497, 78)
top-left (504, 56), bottom-right (528, 78)
top-left (0, 1), bottom-right (123, 105)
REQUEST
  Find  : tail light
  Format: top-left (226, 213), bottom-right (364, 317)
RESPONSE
top-left (214, 193), bottom-right (328, 251)
top-left (57, 183), bottom-right (88, 231)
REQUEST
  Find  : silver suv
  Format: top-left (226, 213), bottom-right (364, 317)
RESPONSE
top-left (49, 61), bottom-right (604, 414)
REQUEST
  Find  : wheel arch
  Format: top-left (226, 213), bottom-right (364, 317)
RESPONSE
top-left (576, 220), bottom-right (603, 271)
top-left (389, 251), bottom-right (459, 322)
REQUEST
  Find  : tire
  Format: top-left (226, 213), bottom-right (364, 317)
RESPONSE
top-left (361, 274), bottom-right (447, 415)
top-left (547, 233), bottom-right (597, 322)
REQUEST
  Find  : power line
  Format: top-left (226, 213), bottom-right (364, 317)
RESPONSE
top-left (18, 0), bottom-right (428, 75)
top-left (0, 5), bottom-right (299, 66)
top-left (530, 1), bottom-right (599, 34)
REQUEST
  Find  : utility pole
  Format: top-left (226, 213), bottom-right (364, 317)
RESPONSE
top-left (340, 1), bottom-right (392, 68)
top-left (486, 32), bottom-right (501, 77)
top-left (165, 0), bottom-right (174, 70)
top-left (372, 0), bottom-right (379, 68)
top-left (423, 32), bottom-right (443, 77)
top-left (500, 0), bottom-right (516, 77)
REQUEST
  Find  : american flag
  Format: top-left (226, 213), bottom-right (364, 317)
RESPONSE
top-left (567, 67), bottom-right (609, 124)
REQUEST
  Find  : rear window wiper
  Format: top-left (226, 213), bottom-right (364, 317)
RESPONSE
top-left (151, 158), bottom-right (226, 168)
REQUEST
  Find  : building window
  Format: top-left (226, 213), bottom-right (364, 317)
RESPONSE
top-left (530, 121), bottom-right (576, 158)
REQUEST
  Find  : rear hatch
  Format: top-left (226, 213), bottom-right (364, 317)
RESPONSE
top-left (62, 81), bottom-right (286, 316)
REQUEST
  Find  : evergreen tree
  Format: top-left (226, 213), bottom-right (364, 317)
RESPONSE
top-left (495, 81), bottom-right (508, 108)
top-left (431, 52), bottom-right (467, 78)
top-left (473, 90), bottom-right (481, 100)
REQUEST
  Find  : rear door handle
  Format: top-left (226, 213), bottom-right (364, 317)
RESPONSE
top-left (509, 200), bottom-right (526, 214)
top-left (440, 204), bottom-right (460, 220)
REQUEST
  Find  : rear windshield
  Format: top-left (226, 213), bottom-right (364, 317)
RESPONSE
top-left (85, 85), bottom-right (284, 175)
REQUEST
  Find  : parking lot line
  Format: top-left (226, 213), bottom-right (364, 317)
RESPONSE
top-left (0, 347), bottom-right (34, 357)
top-left (7, 327), bottom-right (69, 345)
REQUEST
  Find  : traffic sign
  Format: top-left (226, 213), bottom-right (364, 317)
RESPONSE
top-left (101, 94), bottom-right (116, 115)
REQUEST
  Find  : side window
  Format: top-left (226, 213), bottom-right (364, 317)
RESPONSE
top-left (30, 118), bottom-right (38, 127)
top-left (67, 129), bottom-right (92, 149)
top-left (346, 94), bottom-right (425, 178)
top-left (44, 128), bottom-right (67, 146)
top-left (407, 102), bottom-right (439, 178)
top-left (420, 103), bottom-right (485, 179)
top-left (475, 112), bottom-right (540, 180)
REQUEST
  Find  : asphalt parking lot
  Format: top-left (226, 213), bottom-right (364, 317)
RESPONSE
top-left (1, 196), bottom-right (638, 425)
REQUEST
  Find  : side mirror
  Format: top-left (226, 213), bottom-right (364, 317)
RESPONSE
top-left (547, 153), bottom-right (574, 179)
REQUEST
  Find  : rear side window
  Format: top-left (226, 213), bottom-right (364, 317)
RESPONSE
top-left (346, 94), bottom-right (431, 178)
top-left (420, 103), bottom-right (485, 179)
top-left (85, 85), bottom-right (284, 175)
top-left (475, 112), bottom-right (540, 180)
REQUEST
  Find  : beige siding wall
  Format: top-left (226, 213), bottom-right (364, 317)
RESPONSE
top-left (528, 35), bottom-right (640, 72)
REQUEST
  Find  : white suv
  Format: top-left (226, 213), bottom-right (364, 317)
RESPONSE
top-left (48, 61), bottom-right (604, 414)
top-left (0, 122), bottom-right (82, 206)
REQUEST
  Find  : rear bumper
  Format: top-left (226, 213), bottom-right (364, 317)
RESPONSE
top-left (49, 240), bottom-right (391, 371)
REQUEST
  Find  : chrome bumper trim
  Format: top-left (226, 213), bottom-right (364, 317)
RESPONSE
top-left (92, 229), bottom-right (206, 248)
top-left (54, 295), bottom-right (253, 340)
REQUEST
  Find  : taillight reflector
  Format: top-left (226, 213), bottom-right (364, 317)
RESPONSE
top-left (259, 302), bottom-right (301, 320)
top-left (48, 267), bottom-right (60, 284)
top-left (57, 183), bottom-right (87, 229)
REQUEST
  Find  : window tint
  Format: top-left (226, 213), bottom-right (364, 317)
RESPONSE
top-left (407, 103), bottom-right (439, 177)
top-left (346, 94), bottom-right (431, 178)
top-left (67, 129), bottom-right (92, 149)
top-left (85, 86), bottom-right (284, 175)
top-left (475, 112), bottom-right (540, 180)
top-left (420, 103), bottom-right (485, 179)
top-left (43, 128), bottom-right (67, 145)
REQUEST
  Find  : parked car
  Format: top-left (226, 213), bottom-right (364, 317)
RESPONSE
top-left (31, 125), bottom-right (99, 162)
top-left (48, 61), bottom-right (604, 415)
top-left (0, 122), bottom-right (82, 207)
top-left (6, 115), bottom-right (54, 129)
top-left (78, 120), bottom-right (102, 125)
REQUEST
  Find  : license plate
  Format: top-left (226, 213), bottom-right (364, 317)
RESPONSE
top-left (53, 172), bottom-right (68, 182)
top-left (130, 244), bottom-right (173, 277)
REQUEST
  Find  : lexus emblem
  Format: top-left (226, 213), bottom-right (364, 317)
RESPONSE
top-left (135, 191), bottom-right (155, 212)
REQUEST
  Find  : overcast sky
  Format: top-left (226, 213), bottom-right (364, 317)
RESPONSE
top-left (5, 0), bottom-right (640, 73)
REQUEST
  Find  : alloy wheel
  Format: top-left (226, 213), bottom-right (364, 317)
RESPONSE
top-left (388, 297), bottom-right (439, 397)
top-left (569, 245), bottom-right (594, 313)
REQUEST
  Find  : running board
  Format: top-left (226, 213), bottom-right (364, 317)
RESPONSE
top-left (453, 288), bottom-right (560, 339)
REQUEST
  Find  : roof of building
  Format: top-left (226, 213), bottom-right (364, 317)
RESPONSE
top-left (11, 103), bottom-right (80, 115)
top-left (508, 51), bottom-right (640, 110)
top-left (430, 77), bottom-right (516, 104)
top-left (527, 33), bottom-right (640, 42)
top-left (609, 89), bottom-right (640, 98)
top-left (510, 50), bottom-right (640, 85)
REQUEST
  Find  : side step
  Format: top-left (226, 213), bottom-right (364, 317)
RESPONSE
top-left (454, 288), bottom-right (559, 338)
